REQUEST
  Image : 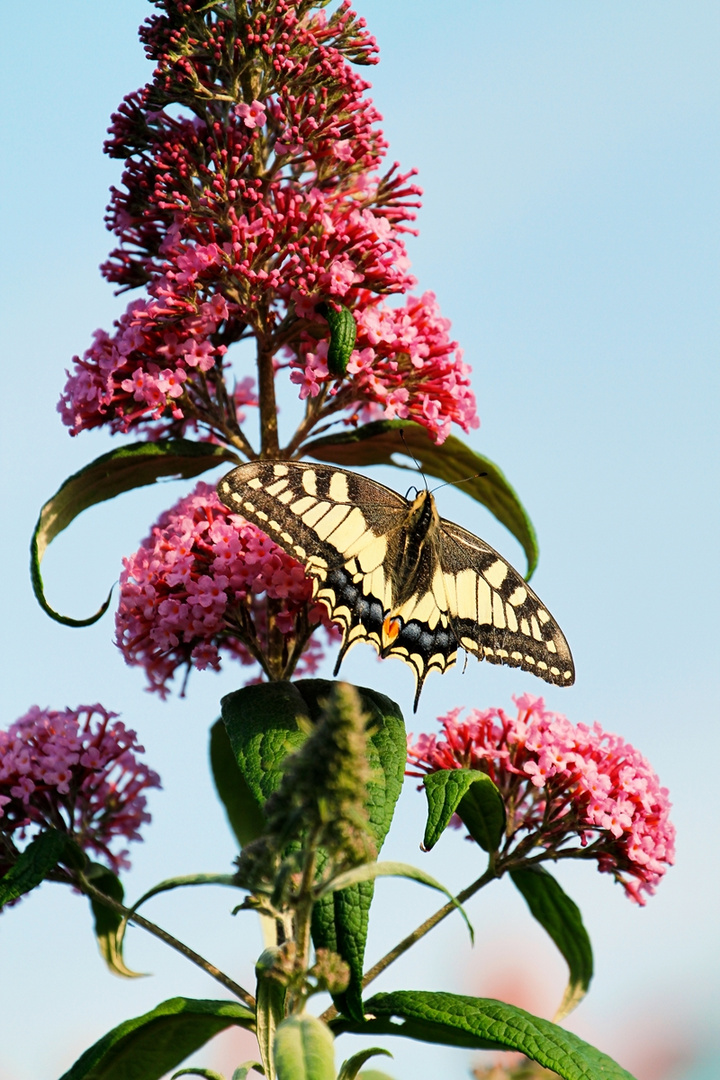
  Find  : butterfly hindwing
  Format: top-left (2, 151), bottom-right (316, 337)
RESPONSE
top-left (217, 461), bottom-right (574, 709)
top-left (437, 520), bottom-right (575, 686)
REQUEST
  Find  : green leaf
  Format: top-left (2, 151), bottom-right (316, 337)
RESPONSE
top-left (231, 1065), bottom-right (265, 1080)
top-left (273, 1014), bottom-right (335, 1080)
top-left (31, 438), bottom-right (240, 626)
top-left (222, 679), bottom-right (406, 1025)
top-left (332, 992), bottom-right (636, 1080)
top-left (357, 1073), bottom-right (395, 1080)
top-left (84, 862), bottom-right (143, 978)
top-left (303, 419), bottom-right (538, 578)
top-left (172, 1071), bottom-right (225, 1080)
top-left (115, 873), bottom-right (237, 965)
top-left (58, 997), bottom-right (255, 1080)
top-left (318, 302), bottom-right (357, 378)
top-left (0, 828), bottom-right (67, 908)
top-left (510, 867), bottom-right (594, 1021)
top-left (210, 718), bottom-right (268, 848)
top-left (316, 861), bottom-right (473, 943)
top-left (256, 948), bottom-right (287, 1080)
top-left (337, 1048), bottom-right (392, 1080)
top-left (422, 769), bottom-right (506, 853)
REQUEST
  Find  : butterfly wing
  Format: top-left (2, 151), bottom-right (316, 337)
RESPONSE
top-left (217, 459), bottom-right (409, 658)
top-left (438, 517), bottom-right (575, 687)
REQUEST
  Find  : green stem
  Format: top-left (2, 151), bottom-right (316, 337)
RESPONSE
top-left (79, 875), bottom-right (256, 1011)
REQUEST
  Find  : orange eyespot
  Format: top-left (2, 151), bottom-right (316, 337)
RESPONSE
top-left (383, 615), bottom-right (402, 642)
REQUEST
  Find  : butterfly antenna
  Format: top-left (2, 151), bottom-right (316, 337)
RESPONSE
top-left (399, 429), bottom-right (429, 491)
top-left (430, 471), bottom-right (488, 496)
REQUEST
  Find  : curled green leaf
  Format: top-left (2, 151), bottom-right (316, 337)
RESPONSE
top-left (510, 867), bottom-right (593, 1021)
top-left (84, 862), bottom-right (144, 979)
top-left (31, 438), bottom-right (239, 625)
top-left (274, 1013), bottom-right (335, 1080)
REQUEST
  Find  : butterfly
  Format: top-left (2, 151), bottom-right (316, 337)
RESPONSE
top-left (217, 461), bottom-right (574, 710)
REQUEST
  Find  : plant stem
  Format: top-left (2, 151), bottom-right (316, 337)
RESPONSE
top-left (80, 876), bottom-right (256, 1011)
top-left (256, 336), bottom-right (280, 458)
top-left (320, 865), bottom-right (497, 1023)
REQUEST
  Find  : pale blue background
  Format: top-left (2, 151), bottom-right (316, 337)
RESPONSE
top-left (1, 3), bottom-right (718, 1078)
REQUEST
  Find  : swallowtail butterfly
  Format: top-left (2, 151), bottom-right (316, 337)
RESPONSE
top-left (217, 461), bottom-right (574, 710)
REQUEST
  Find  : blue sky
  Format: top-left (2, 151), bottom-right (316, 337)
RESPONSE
top-left (1, 3), bottom-right (718, 1078)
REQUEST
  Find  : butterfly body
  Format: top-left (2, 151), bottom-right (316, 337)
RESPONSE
top-left (217, 461), bottom-right (574, 710)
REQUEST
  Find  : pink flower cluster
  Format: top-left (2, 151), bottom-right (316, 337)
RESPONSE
top-left (58, 0), bottom-right (478, 447)
top-left (407, 696), bottom-right (675, 904)
top-left (0, 705), bottom-right (160, 875)
top-left (289, 291), bottom-right (479, 443)
top-left (116, 482), bottom-right (338, 696)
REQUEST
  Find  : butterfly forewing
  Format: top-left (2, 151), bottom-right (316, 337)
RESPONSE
top-left (217, 461), bottom-right (574, 710)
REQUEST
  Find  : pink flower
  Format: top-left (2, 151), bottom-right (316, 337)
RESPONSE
top-left (236, 100), bottom-right (267, 130)
top-left (0, 705), bottom-right (160, 877)
top-left (115, 482), bottom-right (339, 697)
top-left (407, 697), bottom-right (675, 904)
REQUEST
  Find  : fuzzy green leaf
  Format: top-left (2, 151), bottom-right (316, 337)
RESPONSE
top-left (510, 867), bottom-right (594, 1021)
top-left (0, 828), bottom-right (67, 908)
top-left (221, 680), bottom-right (406, 1025)
top-left (210, 718), bottom-right (271, 848)
top-left (422, 769), bottom-right (506, 853)
top-left (84, 862), bottom-right (143, 978)
top-left (172, 1071), bottom-right (226, 1080)
top-left (303, 419), bottom-right (538, 577)
top-left (58, 998), bottom-right (255, 1080)
top-left (273, 1014), bottom-right (335, 1080)
top-left (31, 438), bottom-right (239, 626)
top-left (332, 991), bottom-right (636, 1080)
top-left (256, 948), bottom-right (287, 1080)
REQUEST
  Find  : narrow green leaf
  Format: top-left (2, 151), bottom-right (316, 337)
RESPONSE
top-left (357, 1073), bottom-right (395, 1080)
top-left (273, 1014), bottom-right (335, 1080)
top-left (303, 419), bottom-right (538, 577)
top-left (210, 718), bottom-right (268, 848)
top-left (231, 1064), bottom-right (264, 1080)
top-left (58, 997), bottom-right (255, 1080)
top-left (84, 862), bottom-right (143, 978)
top-left (510, 867), bottom-right (594, 1021)
top-left (172, 1071), bottom-right (226, 1080)
top-left (256, 948), bottom-right (287, 1080)
top-left (0, 828), bottom-right (67, 908)
top-left (316, 861), bottom-right (473, 943)
top-left (115, 873), bottom-right (237, 963)
top-left (31, 438), bottom-right (240, 625)
top-left (337, 1048), bottom-right (392, 1080)
top-left (317, 302), bottom-right (357, 378)
top-left (222, 679), bottom-right (406, 1024)
top-left (422, 769), bottom-right (505, 853)
top-left (332, 991), bottom-right (636, 1080)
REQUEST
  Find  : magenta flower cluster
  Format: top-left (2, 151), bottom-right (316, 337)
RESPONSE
top-left (407, 695), bottom-right (675, 903)
top-left (0, 705), bottom-right (160, 875)
top-left (57, 0), bottom-right (477, 446)
top-left (116, 482), bottom-right (338, 695)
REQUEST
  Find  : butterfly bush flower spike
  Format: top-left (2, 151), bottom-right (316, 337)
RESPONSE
top-left (0, 705), bottom-right (160, 877)
top-left (58, 0), bottom-right (478, 448)
top-left (407, 695), bottom-right (675, 904)
top-left (116, 482), bottom-right (338, 695)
